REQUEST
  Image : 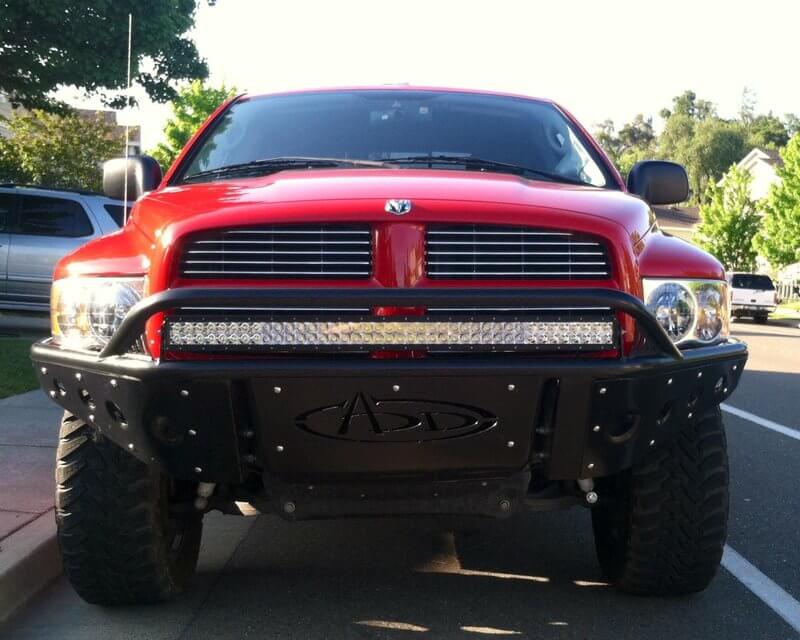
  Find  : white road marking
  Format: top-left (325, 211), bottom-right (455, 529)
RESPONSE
top-left (721, 404), bottom-right (800, 442)
top-left (722, 545), bottom-right (800, 634)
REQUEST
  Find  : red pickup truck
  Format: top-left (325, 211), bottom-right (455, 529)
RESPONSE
top-left (31, 87), bottom-right (747, 604)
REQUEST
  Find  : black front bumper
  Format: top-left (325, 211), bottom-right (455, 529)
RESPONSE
top-left (31, 338), bottom-right (747, 485)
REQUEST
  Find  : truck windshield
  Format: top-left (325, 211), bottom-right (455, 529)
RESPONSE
top-left (178, 90), bottom-right (612, 188)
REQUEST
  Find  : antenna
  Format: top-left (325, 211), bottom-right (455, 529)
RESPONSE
top-left (123, 13), bottom-right (132, 224)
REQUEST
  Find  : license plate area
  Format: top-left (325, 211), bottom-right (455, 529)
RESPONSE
top-left (252, 375), bottom-right (542, 476)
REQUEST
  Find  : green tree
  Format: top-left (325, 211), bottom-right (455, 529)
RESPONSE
top-left (746, 114), bottom-right (789, 149)
top-left (0, 109), bottom-right (123, 191)
top-left (150, 81), bottom-right (237, 169)
top-left (755, 134), bottom-right (800, 268)
top-left (594, 114), bottom-right (656, 177)
top-left (659, 90), bottom-right (715, 121)
top-left (695, 165), bottom-right (760, 271)
top-left (0, 1), bottom-right (210, 110)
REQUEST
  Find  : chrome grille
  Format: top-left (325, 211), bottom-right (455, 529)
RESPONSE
top-left (179, 225), bottom-right (372, 279)
top-left (426, 225), bottom-right (610, 280)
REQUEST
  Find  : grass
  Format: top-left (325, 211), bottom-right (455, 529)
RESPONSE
top-left (0, 338), bottom-right (39, 399)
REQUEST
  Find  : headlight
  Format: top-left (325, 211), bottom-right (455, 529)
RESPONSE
top-left (643, 279), bottom-right (729, 346)
top-left (51, 277), bottom-right (144, 351)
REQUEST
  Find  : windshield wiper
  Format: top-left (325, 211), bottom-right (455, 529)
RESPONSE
top-left (182, 156), bottom-right (389, 182)
top-left (381, 155), bottom-right (590, 186)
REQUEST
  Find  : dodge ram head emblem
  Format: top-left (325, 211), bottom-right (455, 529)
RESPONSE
top-left (385, 199), bottom-right (412, 216)
top-left (296, 392), bottom-right (497, 442)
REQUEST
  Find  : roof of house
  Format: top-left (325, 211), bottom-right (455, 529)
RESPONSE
top-left (739, 147), bottom-right (784, 170)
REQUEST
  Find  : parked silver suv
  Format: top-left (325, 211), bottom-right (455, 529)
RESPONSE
top-left (0, 185), bottom-right (126, 311)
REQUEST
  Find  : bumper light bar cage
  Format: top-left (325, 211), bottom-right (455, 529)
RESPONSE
top-left (98, 287), bottom-right (684, 360)
top-left (163, 318), bottom-right (617, 352)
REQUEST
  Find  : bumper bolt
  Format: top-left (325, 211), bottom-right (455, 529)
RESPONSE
top-left (75, 373), bottom-right (82, 381)
top-left (498, 499), bottom-right (512, 512)
top-left (127, 443), bottom-right (135, 451)
top-left (697, 371), bottom-right (703, 378)
top-left (593, 425), bottom-right (601, 432)
top-left (49, 390), bottom-right (56, 398)
top-left (88, 414), bottom-right (95, 422)
top-left (180, 389), bottom-right (189, 397)
top-left (599, 387), bottom-right (607, 395)
top-left (688, 412), bottom-right (693, 419)
top-left (586, 491), bottom-right (599, 505)
top-left (194, 466), bottom-right (203, 474)
top-left (507, 384), bottom-right (516, 391)
top-left (667, 378), bottom-right (673, 385)
top-left (242, 430), bottom-right (255, 439)
top-left (392, 384), bottom-right (400, 392)
top-left (273, 386), bottom-right (282, 394)
top-left (507, 440), bottom-right (515, 448)
top-left (283, 502), bottom-right (296, 514)
top-left (40, 367), bottom-right (47, 375)
top-left (188, 429), bottom-right (197, 437)
top-left (110, 379), bottom-right (118, 388)
top-left (275, 445), bottom-right (285, 452)
top-left (587, 463), bottom-right (595, 470)
top-left (649, 439), bottom-right (656, 446)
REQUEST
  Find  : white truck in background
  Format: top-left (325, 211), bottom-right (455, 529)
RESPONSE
top-left (728, 272), bottom-right (778, 324)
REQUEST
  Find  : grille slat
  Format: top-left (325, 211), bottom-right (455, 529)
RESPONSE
top-left (179, 224), bottom-right (372, 279)
top-left (426, 224), bottom-right (610, 280)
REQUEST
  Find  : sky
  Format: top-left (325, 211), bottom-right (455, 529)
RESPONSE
top-left (61, 0), bottom-right (800, 151)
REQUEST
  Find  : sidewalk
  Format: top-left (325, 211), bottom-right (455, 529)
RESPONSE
top-left (0, 390), bottom-right (63, 621)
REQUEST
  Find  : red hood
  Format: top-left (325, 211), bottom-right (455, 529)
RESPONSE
top-left (135, 169), bottom-right (650, 240)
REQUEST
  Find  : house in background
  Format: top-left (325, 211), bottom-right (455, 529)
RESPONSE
top-left (727, 147), bottom-right (783, 203)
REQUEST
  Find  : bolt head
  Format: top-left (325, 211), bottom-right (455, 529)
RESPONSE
top-left (49, 390), bottom-right (57, 398)
top-left (275, 445), bottom-right (284, 452)
top-left (392, 384), bottom-right (400, 392)
top-left (75, 373), bottom-right (82, 381)
top-left (587, 463), bottom-right (595, 470)
top-left (698, 371), bottom-right (703, 378)
top-left (180, 389), bottom-right (189, 397)
top-left (194, 466), bottom-right (203, 474)
top-left (688, 412), bottom-right (693, 419)
top-left (506, 440), bottom-right (515, 448)
top-left (127, 443), bottom-right (135, 451)
top-left (599, 387), bottom-right (607, 395)
top-left (733, 365), bottom-right (738, 371)
top-left (188, 429), bottom-right (197, 437)
top-left (586, 491), bottom-right (599, 505)
top-left (498, 499), bottom-right (512, 512)
top-left (40, 367), bottom-right (47, 375)
top-left (88, 414), bottom-right (95, 422)
top-left (667, 378), bottom-right (673, 385)
top-left (273, 386), bottom-right (282, 394)
top-left (507, 384), bottom-right (516, 392)
top-left (649, 439), bottom-right (656, 446)
top-left (110, 379), bottom-right (118, 388)
top-left (593, 425), bottom-right (601, 432)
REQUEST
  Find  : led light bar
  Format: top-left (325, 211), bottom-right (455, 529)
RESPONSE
top-left (164, 318), bottom-right (616, 352)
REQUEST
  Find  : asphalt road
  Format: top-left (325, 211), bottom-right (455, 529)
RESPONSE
top-left (2, 317), bottom-right (799, 639)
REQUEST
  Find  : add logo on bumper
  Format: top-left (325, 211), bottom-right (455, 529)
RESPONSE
top-left (296, 392), bottom-right (497, 442)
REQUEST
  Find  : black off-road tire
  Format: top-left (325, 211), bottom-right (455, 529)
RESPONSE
top-left (56, 412), bottom-right (203, 605)
top-left (591, 407), bottom-right (729, 596)
top-left (754, 313), bottom-right (769, 324)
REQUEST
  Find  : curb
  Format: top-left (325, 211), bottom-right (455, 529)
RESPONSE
top-left (0, 509), bottom-right (61, 622)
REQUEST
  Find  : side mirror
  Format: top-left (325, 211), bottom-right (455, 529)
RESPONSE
top-left (102, 156), bottom-right (163, 201)
top-left (627, 161), bottom-right (689, 205)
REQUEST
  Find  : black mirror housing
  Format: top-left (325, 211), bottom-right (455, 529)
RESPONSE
top-left (102, 156), bottom-right (163, 201)
top-left (627, 161), bottom-right (689, 205)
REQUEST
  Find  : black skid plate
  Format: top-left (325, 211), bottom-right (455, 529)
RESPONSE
top-left (252, 375), bottom-right (542, 476)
